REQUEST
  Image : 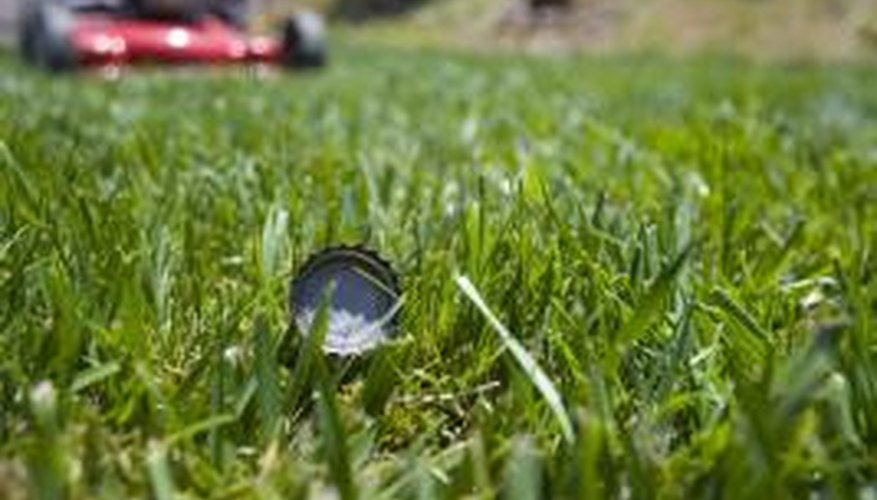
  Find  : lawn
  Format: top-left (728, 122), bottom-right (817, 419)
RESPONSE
top-left (0, 46), bottom-right (876, 498)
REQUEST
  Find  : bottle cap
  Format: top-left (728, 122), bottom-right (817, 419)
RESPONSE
top-left (289, 246), bottom-right (401, 356)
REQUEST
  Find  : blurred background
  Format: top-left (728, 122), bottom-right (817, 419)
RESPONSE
top-left (320, 0), bottom-right (877, 61)
top-left (3, 0), bottom-right (877, 60)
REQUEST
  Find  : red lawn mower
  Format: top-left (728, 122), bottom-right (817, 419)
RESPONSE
top-left (18, 0), bottom-right (327, 71)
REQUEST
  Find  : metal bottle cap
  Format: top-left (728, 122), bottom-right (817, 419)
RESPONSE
top-left (289, 246), bottom-right (401, 356)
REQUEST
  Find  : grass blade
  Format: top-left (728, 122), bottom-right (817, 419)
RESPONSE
top-left (254, 313), bottom-right (281, 441)
top-left (146, 440), bottom-right (175, 500)
top-left (311, 286), bottom-right (355, 500)
top-left (456, 275), bottom-right (574, 444)
top-left (619, 243), bottom-right (694, 343)
top-left (315, 372), bottom-right (355, 500)
top-left (505, 436), bottom-right (542, 500)
top-left (69, 362), bottom-right (121, 394)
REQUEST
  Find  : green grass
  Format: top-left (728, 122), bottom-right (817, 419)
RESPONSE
top-left (1, 46), bottom-right (876, 498)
